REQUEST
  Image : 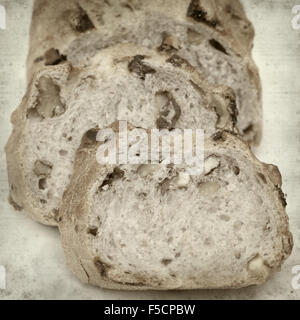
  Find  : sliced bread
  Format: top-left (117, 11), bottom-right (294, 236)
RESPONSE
top-left (27, 0), bottom-right (262, 145)
top-left (59, 127), bottom-right (293, 289)
top-left (6, 43), bottom-right (237, 225)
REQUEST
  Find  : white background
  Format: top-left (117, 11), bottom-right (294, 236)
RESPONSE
top-left (0, 0), bottom-right (299, 299)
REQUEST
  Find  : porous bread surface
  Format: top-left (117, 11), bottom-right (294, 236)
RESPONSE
top-left (5, 44), bottom-right (238, 226)
top-left (27, 0), bottom-right (262, 145)
top-left (59, 129), bottom-right (293, 290)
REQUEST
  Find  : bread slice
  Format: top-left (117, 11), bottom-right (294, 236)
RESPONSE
top-left (59, 127), bottom-right (292, 290)
top-left (27, 0), bottom-right (262, 145)
top-left (6, 43), bottom-right (238, 226)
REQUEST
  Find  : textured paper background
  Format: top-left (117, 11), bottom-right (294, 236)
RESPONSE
top-left (0, 0), bottom-right (299, 299)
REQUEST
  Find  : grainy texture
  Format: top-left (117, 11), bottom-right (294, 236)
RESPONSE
top-left (26, 0), bottom-right (262, 145)
top-left (5, 43), bottom-right (238, 226)
top-left (59, 128), bottom-right (292, 290)
top-left (0, 0), bottom-right (300, 299)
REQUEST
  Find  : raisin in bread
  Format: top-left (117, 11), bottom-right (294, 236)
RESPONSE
top-left (27, 0), bottom-right (262, 145)
top-left (59, 127), bottom-right (292, 290)
top-left (6, 43), bottom-right (237, 226)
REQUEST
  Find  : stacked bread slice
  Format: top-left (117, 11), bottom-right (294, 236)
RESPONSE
top-left (5, 0), bottom-right (292, 289)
